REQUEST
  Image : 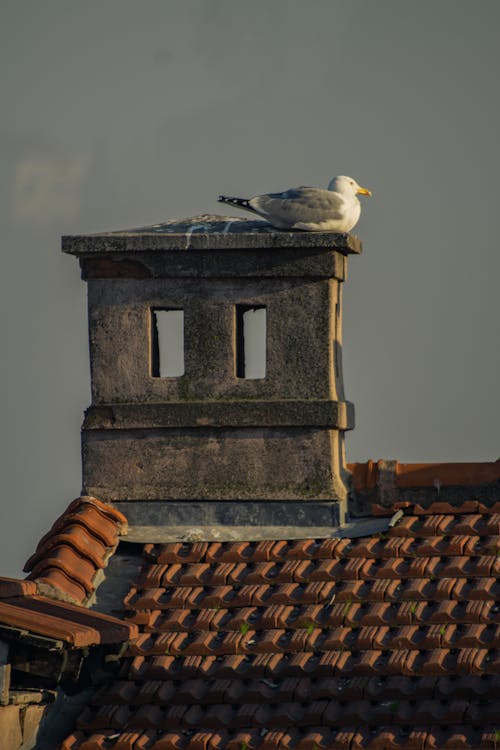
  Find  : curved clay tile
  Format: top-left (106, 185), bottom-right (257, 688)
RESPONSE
top-left (349, 458), bottom-right (500, 491)
top-left (59, 500), bottom-right (500, 749)
top-left (24, 524), bottom-right (109, 570)
top-left (23, 495), bottom-right (127, 605)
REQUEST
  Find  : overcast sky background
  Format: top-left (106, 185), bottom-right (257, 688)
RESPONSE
top-left (1, 1), bottom-right (499, 576)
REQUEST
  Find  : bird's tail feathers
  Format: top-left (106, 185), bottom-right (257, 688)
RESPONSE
top-left (218, 195), bottom-right (257, 214)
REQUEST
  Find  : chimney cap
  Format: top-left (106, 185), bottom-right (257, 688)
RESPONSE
top-left (62, 214), bottom-right (363, 256)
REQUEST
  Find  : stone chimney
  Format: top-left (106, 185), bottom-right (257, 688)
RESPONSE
top-left (63, 216), bottom-right (361, 534)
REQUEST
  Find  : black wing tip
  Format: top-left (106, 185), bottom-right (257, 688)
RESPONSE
top-left (218, 195), bottom-right (250, 206)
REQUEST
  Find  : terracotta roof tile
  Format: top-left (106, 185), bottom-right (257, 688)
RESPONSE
top-left (61, 726), bottom-right (500, 750)
top-left (0, 497), bottom-right (136, 660)
top-left (24, 524), bottom-right (110, 569)
top-left (349, 459), bottom-right (500, 491)
top-left (0, 594), bottom-right (137, 647)
top-left (23, 495), bottom-right (127, 605)
top-left (35, 569), bottom-right (90, 604)
top-left (0, 576), bottom-right (37, 598)
top-left (27, 543), bottom-right (98, 592)
top-left (32, 498), bottom-right (125, 552)
top-left (62, 499), bottom-right (500, 748)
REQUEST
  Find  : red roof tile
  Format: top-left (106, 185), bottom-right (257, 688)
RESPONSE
top-left (61, 726), bottom-right (500, 750)
top-left (0, 594), bottom-right (137, 647)
top-left (0, 577), bottom-right (37, 598)
top-left (35, 569), bottom-right (90, 604)
top-left (0, 497), bottom-right (134, 654)
top-left (349, 459), bottom-right (500, 490)
top-left (61, 499), bottom-right (500, 749)
top-left (23, 495), bottom-right (127, 605)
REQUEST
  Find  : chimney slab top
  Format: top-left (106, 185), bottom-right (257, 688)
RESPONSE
top-left (62, 214), bottom-right (363, 255)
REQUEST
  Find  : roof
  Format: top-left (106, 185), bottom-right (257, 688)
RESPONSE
top-left (60, 497), bottom-right (500, 750)
top-left (0, 580), bottom-right (136, 648)
top-left (23, 495), bottom-right (127, 606)
top-left (350, 459), bottom-right (500, 492)
top-left (0, 496), bottom-right (136, 649)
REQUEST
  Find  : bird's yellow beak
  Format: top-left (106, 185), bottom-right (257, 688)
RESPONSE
top-left (356, 186), bottom-right (372, 197)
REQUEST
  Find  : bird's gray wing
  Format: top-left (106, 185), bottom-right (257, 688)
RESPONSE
top-left (249, 187), bottom-right (346, 226)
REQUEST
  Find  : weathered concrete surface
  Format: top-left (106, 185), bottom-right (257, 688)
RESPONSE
top-left (0, 705), bottom-right (22, 749)
top-left (19, 704), bottom-right (47, 749)
top-left (87, 277), bottom-right (345, 403)
top-left (83, 400), bottom-right (355, 430)
top-left (0, 702), bottom-right (49, 750)
top-left (115, 516), bottom-right (393, 543)
top-left (63, 215), bottom-right (363, 255)
top-left (66, 215), bottom-right (360, 511)
top-left (0, 640), bottom-right (9, 705)
top-left (82, 427), bottom-right (349, 504)
top-left (79, 251), bottom-right (348, 281)
top-left (115, 499), bottom-right (343, 528)
top-left (78, 247), bottom-right (349, 281)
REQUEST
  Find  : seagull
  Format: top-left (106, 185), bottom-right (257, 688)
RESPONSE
top-left (218, 175), bottom-right (372, 232)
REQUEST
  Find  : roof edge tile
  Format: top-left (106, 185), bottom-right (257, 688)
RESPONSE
top-left (349, 459), bottom-right (500, 491)
top-left (23, 495), bottom-right (126, 606)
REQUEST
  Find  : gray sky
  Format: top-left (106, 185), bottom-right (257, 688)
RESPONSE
top-left (1, 1), bottom-right (499, 576)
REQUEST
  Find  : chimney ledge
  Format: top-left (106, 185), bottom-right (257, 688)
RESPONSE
top-left (62, 215), bottom-right (363, 255)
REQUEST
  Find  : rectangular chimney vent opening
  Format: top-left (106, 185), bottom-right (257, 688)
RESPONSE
top-left (236, 305), bottom-right (266, 379)
top-left (151, 309), bottom-right (185, 378)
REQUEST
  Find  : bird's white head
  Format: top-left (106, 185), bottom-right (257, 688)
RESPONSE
top-left (328, 175), bottom-right (372, 198)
